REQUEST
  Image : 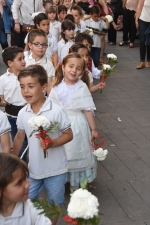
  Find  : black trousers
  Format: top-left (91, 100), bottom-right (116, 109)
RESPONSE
top-left (108, 13), bottom-right (119, 43)
top-left (123, 8), bottom-right (137, 43)
top-left (14, 24), bottom-right (27, 48)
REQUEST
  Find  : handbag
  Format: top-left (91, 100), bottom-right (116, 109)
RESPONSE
top-left (21, 0), bottom-right (35, 32)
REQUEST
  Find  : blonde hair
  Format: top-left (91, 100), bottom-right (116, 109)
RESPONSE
top-left (53, 53), bottom-right (90, 88)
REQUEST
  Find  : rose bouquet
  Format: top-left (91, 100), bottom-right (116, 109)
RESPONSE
top-left (93, 148), bottom-right (108, 161)
top-left (107, 53), bottom-right (118, 66)
top-left (28, 116), bottom-right (59, 158)
top-left (105, 15), bottom-right (113, 23)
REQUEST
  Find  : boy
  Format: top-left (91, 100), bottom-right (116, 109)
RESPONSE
top-left (25, 29), bottom-right (55, 94)
top-left (85, 5), bottom-right (109, 68)
top-left (58, 5), bottom-right (67, 23)
top-left (13, 65), bottom-right (73, 225)
top-left (75, 32), bottom-right (102, 79)
top-left (0, 47), bottom-right (27, 160)
top-left (70, 5), bottom-right (86, 34)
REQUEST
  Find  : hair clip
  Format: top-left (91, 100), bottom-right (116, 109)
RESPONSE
top-left (58, 61), bottom-right (62, 65)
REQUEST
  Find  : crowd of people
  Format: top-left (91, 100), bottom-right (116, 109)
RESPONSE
top-left (0, 0), bottom-right (150, 224)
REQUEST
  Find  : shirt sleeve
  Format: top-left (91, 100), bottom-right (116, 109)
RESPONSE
top-left (16, 111), bottom-right (25, 132)
top-left (11, 0), bottom-right (22, 20)
top-left (53, 37), bottom-right (58, 52)
top-left (0, 76), bottom-right (4, 96)
top-left (56, 109), bottom-right (71, 132)
top-left (101, 20), bottom-right (107, 29)
top-left (46, 59), bottom-right (55, 78)
top-left (24, 33), bottom-right (29, 44)
top-left (0, 113), bottom-right (11, 136)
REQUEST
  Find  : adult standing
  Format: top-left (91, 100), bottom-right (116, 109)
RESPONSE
top-left (11, 0), bottom-right (43, 48)
top-left (135, 0), bottom-right (150, 69)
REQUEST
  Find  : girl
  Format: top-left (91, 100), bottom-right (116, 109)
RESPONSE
top-left (62, 0), bottom-right (72, 14)
top-left (0, 110), bottom-right (11, 153)
top-left (24, 13), bottom-right (58, 68)
top-left (58, 20), bottom-right (75, 61)
top-left (0, 153), bottom-right (51, 224)
top-left (49, 53), bottom-right (98, 189)
top-left (69, 43), bottom-right (106, 92)
top-left (71, 5), bottom-right (87, 35)
top-left (51, 0), bottom-right (60, 6)
top-left (46, 6), bottom-right (61, 42)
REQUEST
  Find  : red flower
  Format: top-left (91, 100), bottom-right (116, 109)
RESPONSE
top-left (63, 215), bottom-right (78, 225)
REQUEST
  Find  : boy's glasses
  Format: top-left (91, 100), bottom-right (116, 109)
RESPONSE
top-left (31, 42), bottom-right (48, 48)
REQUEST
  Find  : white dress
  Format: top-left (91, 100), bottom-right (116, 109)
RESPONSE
top-left (49, 79), bottom-right (97, 187)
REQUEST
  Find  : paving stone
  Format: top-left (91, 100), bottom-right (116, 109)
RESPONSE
top-left (125, 111), bottom-right (150, 127)
top-left (101, 221), bottom-right (146, 225)
top-left (145, 219), bottom-right (150, 225)
top-left (96, 113), bottom-right (124, 129)
top-left (132, 147), bottom-right (150, 166)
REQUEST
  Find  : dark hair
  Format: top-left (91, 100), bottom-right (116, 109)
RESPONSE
top-left (18, 65), bottom-right (48, 86)
top-left (65, 14), bottom-right (75, 23)
top-left (2, 46), bottom-right (24, 67)
top-left (0, 153), bottom-right (29, 210)
top-left (28, 29), bottom-right (47, 43)
top-left (34, 13), bottom-right (48, 28)
top-left (46, 6), bottom-right (58, 20)
top-left (75, 32), bottom-right (94, 46)
top-left (90, 5), bottom-right (100, 15)
top-left (71, 5), bottom-right (83, 16)
top-left (43, 0), bottom-right (51, 7)
top-left (58, 5), bottom-right (67, 14)
top-left (69, 43), bottom-right (89, 54)
top-left (53, 53), bottom-right (90, 88)
top-left (61, 20), bottom-right (75, 43)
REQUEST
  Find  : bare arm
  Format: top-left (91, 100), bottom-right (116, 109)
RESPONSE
top-left (83, 110), bottom-right (98, 139)
top-left (0, 133), bottom-right (11, 153)
top-left (90, 82), bottom-right (106, 93)
top-left (40, 128), bottom-right (73, 150)
top-left (135, 0), bottom-right (145, 28)
top-left (53, 51), bottom-right (58, 68)
top-left (13, 131), bottom-right (25, 156)
top-left (47, 78), bottom-right (53, 95)
top-left (98, 0), bottom-right (109, 15)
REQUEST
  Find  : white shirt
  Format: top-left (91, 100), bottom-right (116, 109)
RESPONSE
top-left (140, 0), bottom-right (150, 22)
top-left (0, 69), bottom-right (27, 106)
top-left (49, 20), bottom-right (61, 42)
top-left (0, 110), bottom-right (11, 152)
top-left (58, 39), bottom-right (74, 61)
top-left (11, 0), bottom-right (43, 25)
top-left (46, 33), bottom-right (58, 59)
top-left (0, 200), bottom-right (51, 225)
top-left (17, 98), bottom-right (71, 179)
top-left (85, 18), bottom-right (107, 48)
top-left (25, 53), bottom-right (55, 78)
top-left (74, 20), bottom-right (86, 34)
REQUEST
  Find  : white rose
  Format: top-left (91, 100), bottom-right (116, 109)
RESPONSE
top-left (105, 15), bottom-right (113, 23)
top-left (28, 116), bottom-right (50, 129)
top-left (67, 188), bottom-right (99, 219)
top-left (93, 148), bottom-right (108, 161)
top-left (31, 12), bottom-right (42, 20)
top-left (107, 53), bottom-right (117, 59)
top-left (103, 64), bottom-right (111, 70)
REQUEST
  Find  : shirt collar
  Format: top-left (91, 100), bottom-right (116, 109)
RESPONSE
top-left (6, 69), bottom-right (16, 77)
top-left (28, 53), bottom-right (47, 64)
top-left (26, 97), bottom-right (52, 115)
top-left (0, 202), bottom-right (24, 219)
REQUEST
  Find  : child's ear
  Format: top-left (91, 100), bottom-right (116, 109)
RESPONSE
top-left (7, 60), bottom-right (13, 68)
top-left (36, 24), bottom-right (40, 29)
top-left (42, 83), bottom-right (48, 93)
top-left (28, 42), bottom-right (32, 50)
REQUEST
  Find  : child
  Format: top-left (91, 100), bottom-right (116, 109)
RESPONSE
top-left (43, 0), bottom-right (52, 11)
top-left (25, 29), bottom-right (55, 94)
top-left (13, 65), bottom-right (73, 225)
top-left (65, 14), bottom-right (75, 24)
top-left (25, 13), bottom-right (58, 69)
top-left (58, 20), bottom-right (75, 61)
top-left (49, 53), bottom-right (98, 190)
top-left (0, 153), bottom-right (51, 225)
top-left (58, 5), bottom-right (67, 23)
top-left (69, 43), bottom-right (105, 92)
top-left (62, 0), bottom-right (72, 14)
top-left (75, 32), bottom-right (102, 79)
top-left (51, 0), bottom-right (60, 6)
top-left (0, 110), bottom-right (11, 153)
top-left (85, 5), bottom-right (109, 67)
top-left (46, 6), bottom-right (61, 42)
top-left (71, 5), bottom-right (86, 34)
top-left (0, 47), bottom-right (27, 160)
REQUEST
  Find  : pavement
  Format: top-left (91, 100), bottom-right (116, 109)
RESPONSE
top-left (1, 32), bottom-right (150, 225)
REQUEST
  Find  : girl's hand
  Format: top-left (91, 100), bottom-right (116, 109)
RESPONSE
top-left (91, 130), bottom-right (98, 140)
top-left (14, 24), bottom-right (20, 33)
top-left (135, 19), bottom-right (139, 29)
top-left (97, 82), bottom-right (106, 90)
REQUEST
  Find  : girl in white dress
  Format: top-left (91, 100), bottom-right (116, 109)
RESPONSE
top-left (0, 153), bottom-right (51, 225)
top-left (49, 53), bottom-right (98, 189)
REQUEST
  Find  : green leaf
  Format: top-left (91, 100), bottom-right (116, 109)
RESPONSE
top-left (29, 129), bottom-right (38, 137)
top-left (80, 178), bottom-right (88, 190)
top-left (47, 122), bottom-right (59, 133)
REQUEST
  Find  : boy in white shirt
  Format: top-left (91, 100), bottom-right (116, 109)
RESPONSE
top-left (85, 5), bottom-right (109, 68)
top-left (25, 29), bottom-right (55, 94)
top-left (13, 65), bottom-right (73, 225)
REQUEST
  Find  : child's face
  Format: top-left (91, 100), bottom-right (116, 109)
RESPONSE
top-left (20, 76), bottom-right (47, 104)
top-left (2, 169), bottom-right (30, 205)
top-left (44, 2), bottom-right (51, 10)
top-left (77, 48), bottom-right (89, 66)
top-left (52, 0), bottom-right (59, 5)
top-left (91, 13), bottom-right (99, 22)
top-left (71, 9), bottom-right (81, 24)
top-left (63, 0), bottom-right (71, 9)
top-left (59, 10), bottom-right (67, 21)
top-left (62, 58), bottom-right (84, 84)
top-left (29, 36), bottom-right (48, 58)
top-left (64, 29), bottom-right (74, 40)
top-left (36, 19), bottom-right (49, 34)
top-left (48, 12), bottom-right (56, 21)
top-left (8, 52), bottom-right (26, 73)
top-left (82, 39), bottom-right (92, 52)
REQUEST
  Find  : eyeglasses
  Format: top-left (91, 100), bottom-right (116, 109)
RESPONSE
top-left (31, 42), bottom-right (48, 48)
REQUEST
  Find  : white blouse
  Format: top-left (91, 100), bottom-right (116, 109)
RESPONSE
top-left (140, 0), bottom-right (150, 22)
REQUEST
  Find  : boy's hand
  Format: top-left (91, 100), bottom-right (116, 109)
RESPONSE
top-left (97, 82), bottom-right (106, 90)
top-left (91, 130), bottom-right (98, 139)
top-left (14, 23), bottom-right (20, 33)
top-left (40, 136), bottom-right (53, 150)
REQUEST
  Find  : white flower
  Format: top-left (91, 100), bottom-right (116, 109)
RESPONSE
top-left (31, 12), bottom-right (42, 20)
top-left (28, 116), bottom-right (50, 129)
top-left (67, 188), bottom-right (99, 219)
top-left (105, 15), bottom-right (113, 23)
top-left (93, 148), bottom-right (108, 161)
top-left (86, 28), bottom-right (93, 37)
top-left (103, 64), bottom-right (111, 70)
top-left (107, 53), bottom-right (117, 60)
